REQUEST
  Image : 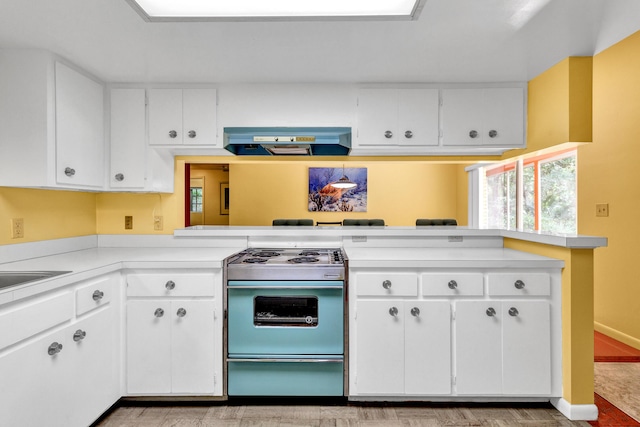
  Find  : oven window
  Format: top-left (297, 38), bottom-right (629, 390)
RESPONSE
top-left (254, 296), bottom-right (318, 327)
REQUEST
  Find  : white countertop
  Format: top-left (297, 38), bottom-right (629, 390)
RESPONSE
top-left (0, 247), bottom-right (239, 304)
top-left (174, 226), bottom-right (607, 249)
top-left (346, 247), bottom-right (564, 269)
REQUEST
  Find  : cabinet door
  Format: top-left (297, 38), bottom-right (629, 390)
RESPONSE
top-left (356, 89), bottom-right (399, 146)
top-left (398, 89), bottom-right (439, 146)
top-left (502, 301), bottom-right (551, 394)
top-left (55, 61), bottom-right (104, 188)
top-left (0, 329), bottom-right (70, 426)
top-left (454, 301), bottom-right (502, 394)
top-left (482, 88), bottom-right (524, 147)
top-left (354, 300), bottom-right (404, 394)
top-left (171, 300), bottom-right (217, 394)
top-left (183, 89), bottom-right (217, 146)
top-left (68, 307), bottom-right (120, 426)
top-left (126, 300), bottom-right (171, 393)
top-left (441, 89), bottom-right (485, 147)
top-left (404, 301), bottom-right (451, 394)
top-left (110, 88), bottom-right (146, 189)
top-left (149, 89), bottom-right (183, 145)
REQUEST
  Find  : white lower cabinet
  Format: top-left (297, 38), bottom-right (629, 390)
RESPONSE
top-left (0, 306), bottom-right (118, 427)
top-left (354, 300), bottom-right (451, 395)
top-left (125, 270), bottom-right (222, 396)
top-left (455, 300), bottom-right (551, 395)
top-left (127, 300), bottom-right (217, 394)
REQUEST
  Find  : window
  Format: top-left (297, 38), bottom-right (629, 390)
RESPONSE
top-left (477, 148), bottom-right (576, 234)
top-left (190, 187), bottom-right (203, 213)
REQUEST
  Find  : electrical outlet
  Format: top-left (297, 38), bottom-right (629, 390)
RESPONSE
top-left (596, 203), bottom-right (609, 217)
top-left (125, 216), bottom-right (133, 230)
top-left (11, 218), bottom-right (24, 239)
top-left (154, 215), bottom-right (163, 231)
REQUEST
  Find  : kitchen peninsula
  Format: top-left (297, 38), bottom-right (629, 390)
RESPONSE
top-left (0, 226), bottom-right (605, 426)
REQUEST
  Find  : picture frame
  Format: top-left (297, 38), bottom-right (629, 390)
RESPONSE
top-left (220, 182), bottom-right (229, 215)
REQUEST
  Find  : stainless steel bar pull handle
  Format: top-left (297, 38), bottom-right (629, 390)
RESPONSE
top-left (389, 307), bottom-right (399, 317)
top-left (382, 280), bottom-right (392, 289)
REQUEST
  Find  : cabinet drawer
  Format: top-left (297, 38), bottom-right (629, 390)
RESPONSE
top-left (487, 273), bottom-right (550, 296)
top-left (422, 273), bottom-right (483, 296)
top-left (76, 276), bottom-right (113, 316)
top-left (356, 273), bottom-right (418, 297)
top-left (0, 291), bottom-right (73, 350)
top-left (127, 273), bottom-right (216, 297)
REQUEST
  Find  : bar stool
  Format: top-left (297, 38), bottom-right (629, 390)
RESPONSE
top-left (272, 219), bottom-right (314, 226)
top-left (343, 219), bottom-right (385, 226)
top-left (416, 219), bottom-right (457, 226)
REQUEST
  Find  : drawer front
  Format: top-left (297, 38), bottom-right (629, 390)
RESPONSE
top-left (127, 273), bottom-right (215, 297)
top-left (0, 291), bottom-right (73, 350)
top-left (356, 273), bottom-right (418, 297)
top-left (422, 273), bottom-right (484, 296)
top-left (76, 276), bottom-right (113, 316)
top-left (487, 273), bottom-right (550, 296)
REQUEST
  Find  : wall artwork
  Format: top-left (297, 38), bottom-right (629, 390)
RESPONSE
top-left (308, 167), bottom-right (367, 212)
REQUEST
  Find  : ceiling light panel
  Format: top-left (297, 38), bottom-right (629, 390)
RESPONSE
top-left (127, 0), bottom-right (426, 21)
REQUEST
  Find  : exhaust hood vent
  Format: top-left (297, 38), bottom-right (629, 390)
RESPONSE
top-left (223, 127), bottom-right (351, 156)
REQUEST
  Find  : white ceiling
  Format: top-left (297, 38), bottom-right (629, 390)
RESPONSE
top-left (1, 0), bottom-right (639, 84)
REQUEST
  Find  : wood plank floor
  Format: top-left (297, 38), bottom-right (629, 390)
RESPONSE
top-left (594, 362), bottom-right (640, 423)
top-left (94, 401), bottom-right (592, 427)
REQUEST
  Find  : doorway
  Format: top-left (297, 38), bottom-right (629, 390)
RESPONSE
top-left (185, 163), bottom-right (229, 226)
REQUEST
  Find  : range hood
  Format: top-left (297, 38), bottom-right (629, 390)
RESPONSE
top-left (223, 127), bottom-right (351, 156)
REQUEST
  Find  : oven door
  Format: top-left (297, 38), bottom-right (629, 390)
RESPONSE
top-left (227, 280), bottom-right (344, 356)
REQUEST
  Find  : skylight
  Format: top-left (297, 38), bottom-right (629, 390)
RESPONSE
top-left (126, 0), bottom-right (427, 21)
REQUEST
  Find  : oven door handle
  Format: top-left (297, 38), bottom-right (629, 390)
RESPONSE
top-left (227, 358), bottom-right (343, 363)
top-left (227, 286), bottom-right (342, 289)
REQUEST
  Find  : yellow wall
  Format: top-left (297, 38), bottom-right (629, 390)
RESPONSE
top-left (0, 187), bottom-right (96, 245)
top-left (505, 56), bottom-right (592, 160)
top-left (189, 165), bottom-right (229, 225)
top-left (229, 161), bottom-right (461, 226)
top-left (579, 30), bottom-right (640, 350)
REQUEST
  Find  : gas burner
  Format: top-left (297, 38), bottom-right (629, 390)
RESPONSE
top-left (253, 251), bottom-right (281, 258)
top-left (299, 251), bottom-right (320, 256)
top-left (288, 256), bottom-right (320, 264)
top-left (244, 258), bottom-right (268, 264)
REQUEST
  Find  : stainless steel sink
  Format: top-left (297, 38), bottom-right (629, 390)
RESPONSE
top-left (0, 271), bottom-right (72, 290)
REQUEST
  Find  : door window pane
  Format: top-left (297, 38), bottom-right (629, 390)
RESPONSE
top-left (540, 155), bottom-right (577, 234)
top-left (486, 168), bottom-right (516, 230)
top-left (523, 164), bottom-right (535, 232)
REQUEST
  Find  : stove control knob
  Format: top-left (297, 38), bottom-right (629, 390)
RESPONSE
top-left (382, 280), bottom-right (392, 289)
top-left (389, 307), bottom-right (399, 317)
top-left (448, 280), bottom-right (458, 290)
top-left (176, 308), bottom-right (187, 318)
top-left (165, 280), bottom-right (176, 290)
top-left (410, 307), bottom-right (420, 317)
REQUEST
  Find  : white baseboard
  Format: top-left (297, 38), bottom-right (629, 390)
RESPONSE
top-left (551, 397), bottom-right (598, 420)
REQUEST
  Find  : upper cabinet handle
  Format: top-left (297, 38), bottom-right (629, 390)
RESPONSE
top-left (188, 130), bottom-right (196, 138)
top-left (64, 167), bottom-right (76, 177)
top-left (488, 130), bottom-right (498, 138)
top-left (169, 130), bottom-right (178, 138)
top-left (384, 130), bottom-right (393, 139)
top-left (404, 130), bottom-right (413, 139)
top-left (469, 130), bottom-right (479, 139)
top-left (115, 173), bottom-right (125, 182)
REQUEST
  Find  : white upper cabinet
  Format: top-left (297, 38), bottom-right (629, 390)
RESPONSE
top-left (55, 62), bottom-right (105, 188)
top-left (0, 50), bottom-right (105, 190)
top-left (441, 88), bottom-right (525, 148)
top-left (356, 88), bottom-right (439, 148)
top-left (109, 88), bottom-right (146, 189)
top-left (148, 88), bottom-right (217, 146)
